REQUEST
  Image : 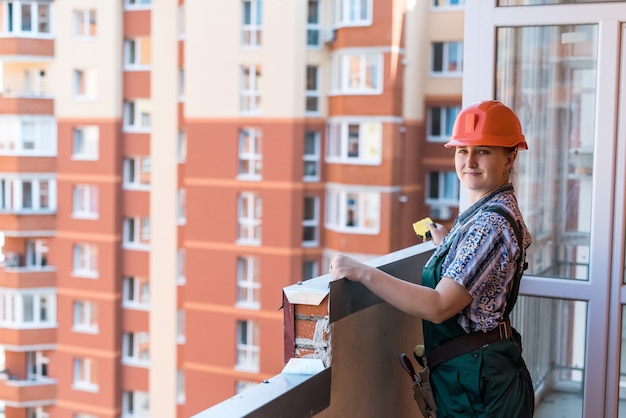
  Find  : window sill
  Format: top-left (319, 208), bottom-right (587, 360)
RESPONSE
top-left (72, 326), bottom-right (99, 334)
top-left (72, 271), bottom-right (99, 279)
top-left (72, 383), bottom-right (100, 393)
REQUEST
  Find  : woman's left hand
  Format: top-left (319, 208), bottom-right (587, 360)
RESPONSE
top-left (328, 254), bottom-right (372, 283)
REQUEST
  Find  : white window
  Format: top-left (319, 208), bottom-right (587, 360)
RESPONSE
top-left (0, 116), bottom-right (56, 155)
top-left (307, 0), bottom-right (321, 47)
top-left (123, 276), bottom-right (150, 308)
top-left (302, 260), bottom-right (319, 281)
top-left (27, 351), bottom-right (49, 380)
top-left (426, 171), bottom-right (459, 220)
top-left (26, 407), bottom-right (49, 418)
top-left (326, 187), bottom-right (380, 233)
top-left (303, 131), bottom-right (320, 181)
top-left (241, 0), bottom-right (262, 47)
top-left (123, 156), bottom-right (151, 189)
top-left (73, 300), bottom-right (98, 333)
top-left (22, 68), bottom-right (48, 97)
top-left (331, 52), bottom-right (383, 94)
top-left (122, 391), bottom-right (150, 418)
top-left (177, 310), bottom-right (185, 344)
top-left (237, 192), bottom-right (262, 245)
top-left (0, 176), bottom-right (56, 212)
top-left (0, 1), bottom-right (51, 36)
top-left (177, 189), bottom-right (186, 224)
top-left (177, 130), bottom-right (187, 162)
top-left (73, 357), bottom-right (98, 392)
top-left (177, 249), bottom-right (185, 285)
top-left (123, 332), bottom-right (150, 366)
top-left (302, 196), bottom-right (319, 246)
top-left (72, 126), bottom-right (99, 159)
top-left (427, 106), bottom-right (461, 142)
top-left (25, 239), bottom-right (48, 268)
top-left (236, 256), bottom-right (260, 309)
top-left (74, 69), bottom-right (97, 99)
top-left (431, 41), bottom-right (463, 75)
top-left (327, 120), bottom-right (382, 164)
top-left (72, 243), bottom-right (98, 278)
top-left (240, 65), bottom-right (261, 114)
top-left (238, 128), bottom-right (262, 179)
top-left (74, 413), bottom-right (97, 418)
top-left (178, 68), bottom-right (185, 100)
top-left (124, 37), bottom-right (152, 69)
top-left (124, 99), bottom-right (152, 132)
top-left (432, 0), bottom-right (465, 8)
top-left (177, 4), bottom-right (185, 38)
top-left (72, 184), bottom-right (98, 219)
top-left (306, 66), bottom-right (320, 114)
top-left (123, 217), bottom-right (150, 249)
top-left (334, 0), bottom-right (372, 26)
top-left (236, 320), bottom-right (260, 372)
top-left (0, 290), bottom-right (56, 328)
top-left (74, 9), bottom-right (96, 38)
top-left (177, 369), bottom-right (185, 404)
top-left (124, 0), bottom-right (152, 9)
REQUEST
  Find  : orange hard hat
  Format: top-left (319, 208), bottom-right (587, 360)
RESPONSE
top-left (444, 100), bottom-right (528, 150)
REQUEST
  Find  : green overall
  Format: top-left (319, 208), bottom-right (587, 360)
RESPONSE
top-left (421, 229), bottom-right (535, 418)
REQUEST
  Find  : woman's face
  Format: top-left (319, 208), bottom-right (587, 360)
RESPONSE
top-left (454, 146), bottom-right (516, 202)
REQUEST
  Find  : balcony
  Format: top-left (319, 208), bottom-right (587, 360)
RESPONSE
top-left (0, 372), bottom-right (56, 406)
top-left (194, 240), bottom-right (601, 417)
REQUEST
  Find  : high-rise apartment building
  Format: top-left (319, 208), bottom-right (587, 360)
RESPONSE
top-left (0, 0), bottom-right (464, 417)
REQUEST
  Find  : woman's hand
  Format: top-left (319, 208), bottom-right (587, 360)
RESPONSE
top-left (427, 222), bottom-right (448, 246)
top-left (328, 254), bottom-right (372, 283)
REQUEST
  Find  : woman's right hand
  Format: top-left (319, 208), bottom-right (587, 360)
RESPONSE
top-left (426, 222), bottom-right (448, 245)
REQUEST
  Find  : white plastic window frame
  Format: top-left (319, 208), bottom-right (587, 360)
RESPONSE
top-left (122, 276), bottom-right (150, 309)
top-left (122, 331), bottom-right (150, 367)
top-left (307, 0), bottom-right (322, 48)
top-left (235, 320), bottom-right (260, 372)
top-left (303, 130), bottom-right (321, 181)
top-left (427, 105), bottom-right (461, 142)
top-left (241, 0), bottom-right (262, 48)
top-left (334, 0), bottom-right (372, 27)
top-left (1, 1), bottom-right (53, 37)
top-left (431, 41), bottom-right (464, 76)
top-left (236, 256), bottom-right (260, 309)
top-left (72, 243), bottom-right (98, 279)
top-left (302, 195), bottom-right (320, 247)
top-left (326, 119), bottom-right (382, 165)
top-left (237, 192), bottom-right (262, 245)
top-left (240, 65), bottom-right (262, 114)
top-left (72, 357), bottom-right (99, 392)
top-left (72, 300), bottom-right (98, 334)
top-left (325, 186), bottom-right (381, 234)
top-left (237, 128), bottom-right (263, 180)
top-left (72, 125), bottom-right (99, 160)
top-left (72, 184), bottom-right (98, 220)
top-left (73, 9), bottom-right (96, 39)
top-left (305, 65), bottom-right (321, 115)
top-left (331, 52), bottom-right (383, 94)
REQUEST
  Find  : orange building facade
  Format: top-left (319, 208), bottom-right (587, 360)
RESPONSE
top-left (0, 0), bottom-right (464, 417)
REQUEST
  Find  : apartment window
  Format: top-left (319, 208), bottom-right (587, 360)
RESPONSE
top-left (177, 130), bottom-right (187, 162)
top-left (432, 0), bottom-right (465, 7)
top-left (426, 171), bottom-right (459, 220)
top-left (302, 260), bottom-right (319, 281)
top-left (123, 156), bottom-right (151, 189)
top-left (1, 1), bottom-right (51, 35)
top-left (307, 0), bottom-right (321, 47)
top-left (177, 310), bottom-right (185, 344)
top-left (74, 414), bottom-right (97, 418)
top-left (327, 121), bottom-right (382, 164)
top-left (73, 126), bottom-right (99, 159)
top-left (306, 66), bottom-right (320, 114)
top-left (124, 37), bottom-right (152, 69)
top-left (177, 189), bottom-right (186, 224)
top-left (123, 332), bottom-right (150, 366)
top-left (72, 243), bottom-right (98, 278)
top-left (124, 0), bottom-right (152, 9)
top-left (27, 351), bottom-right (49, 380)
top-left (0, 176), bottom-right (56, 212)
top-left (72, 184), bottom-right (98, 219)
top-left (178, 68), bottom-right (185, 100)
top-left (124, 99), bottom-right (152, 131)
top-left (0, 291), bottom-right (54, 327)
top-left (73, 300), bottom-right (98, 333)
top-left (326, 188), bottom-right (380, 233)
top-left (237, 192), bottom-right (262, 244)
top-left (25, 239), bottom-right (48, 268)
top-left (177, 369), bottom-right (185, 404)
top-left (73, 357), bottom-right (98, 392)
top-left (238, 128), bottom-right (262, 179)
top-left (122, 391), bottom-right (150, 417)
top-left (123, 276), bottom-right (150, 308)
top-left (331, 52), bottom-right (382, 94)
top-left (74, 9), bottom-right (96, 38)
top-left (303, 131), bottom-right (320, 180)
top-left (241, 0), bottom-right (262, 47)
top-left (0, 116), bottom-right (56, 154)
top-left (303, 196), bottom-right (319, 246)
top-left (334, 0), bottom-right (372, 26)
top-left (23, 68), bottom-right (48, 97)
top-left (427, 106), bottom-right (461, 142)
top-left (177, 249), bottom-right (186, 285)
top-left (240, 65), bottom-right (262, 113)
top-left (123, 217), bottom-right (150, 248)
top-left (236, 256), bottom-right (260, 308)
top-left (431, 41), bottom-right (463, 75)
top-left (236, 320), bottom-right (260, 372)
top-left (177, 4), bottom-right (185, 38)
top-left (26, 407), bottom-right (48, 418)
top-left (74, 69), bottom-right (97, 99)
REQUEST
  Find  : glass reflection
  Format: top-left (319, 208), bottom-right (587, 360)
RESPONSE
top-left (496, 24), bottom-right (598, 280)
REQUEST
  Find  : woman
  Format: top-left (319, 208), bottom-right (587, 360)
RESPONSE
top-left (328, 100), bottom-right (535, 417)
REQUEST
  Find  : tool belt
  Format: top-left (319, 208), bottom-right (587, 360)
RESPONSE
top-left (425, 317), bottom-right (512, 370)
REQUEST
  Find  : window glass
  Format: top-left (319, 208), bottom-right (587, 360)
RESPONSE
top-left (303, 131), bottom-right (320, 180)
top-left (497, 24), bottom-right (598, 280)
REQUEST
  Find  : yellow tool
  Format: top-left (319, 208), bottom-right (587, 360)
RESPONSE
top-left (413, 217), bottom-right (433, 239)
